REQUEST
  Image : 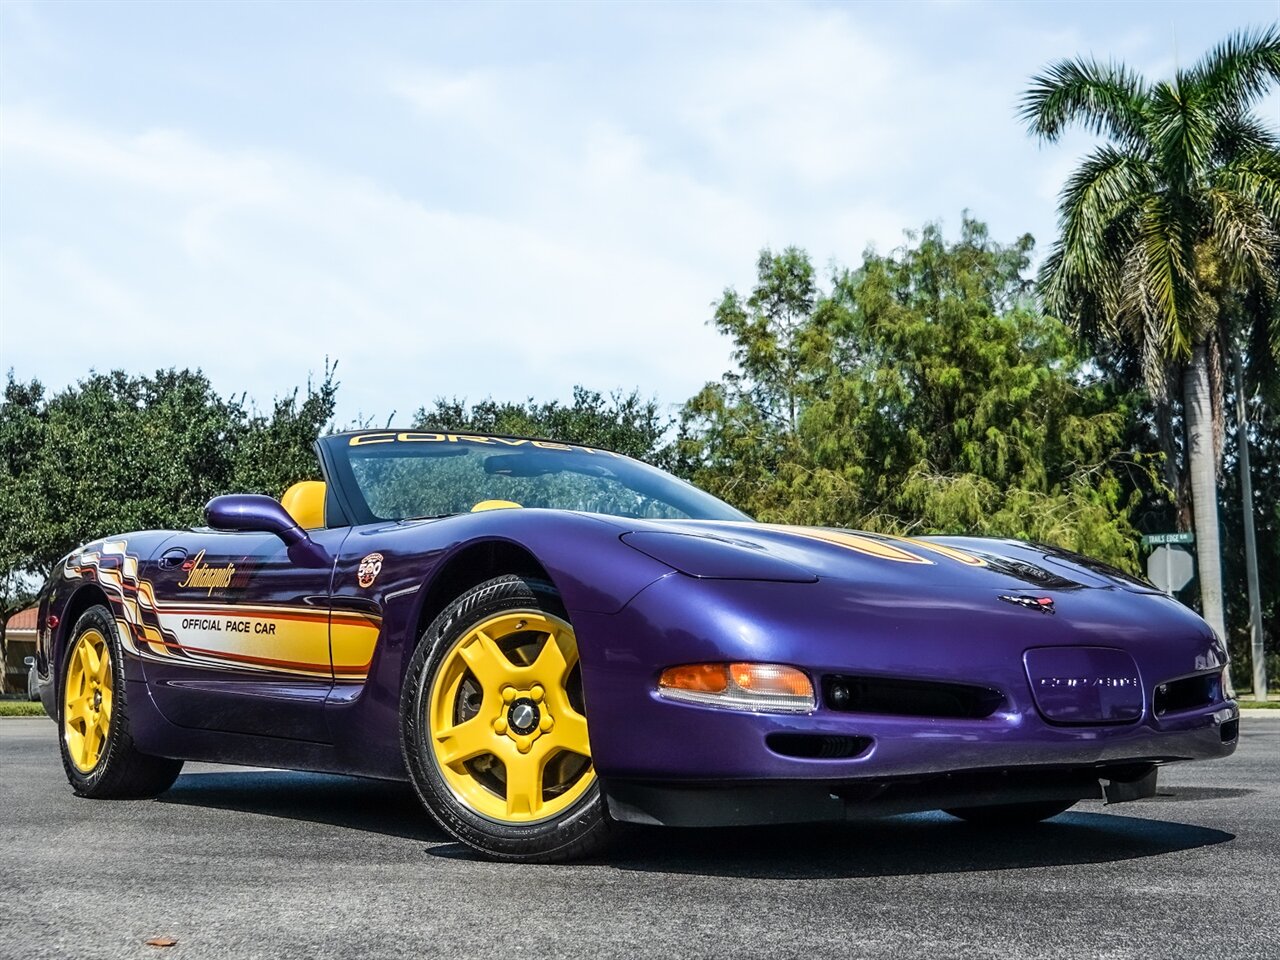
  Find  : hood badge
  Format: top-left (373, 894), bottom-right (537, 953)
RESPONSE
top-left (999, 595), bottom-right (1055, 615)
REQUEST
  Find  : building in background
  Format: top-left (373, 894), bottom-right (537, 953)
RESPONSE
top-left (4, 607), bottom-right (38, 696)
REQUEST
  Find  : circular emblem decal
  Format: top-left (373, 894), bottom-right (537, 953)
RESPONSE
top-left (357, 552), bottom-right (384, 588)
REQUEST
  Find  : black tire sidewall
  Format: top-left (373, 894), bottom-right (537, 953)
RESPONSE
top-left (58, 605), bottom-right (129, 794)
top-left (400, 575), bottom-right (612, 862)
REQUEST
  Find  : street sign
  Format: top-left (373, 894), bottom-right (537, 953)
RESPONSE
top-left (1148, 545), bottom-right (1194, 594)
top-left (1141, 532), bottom-right (1195, 547)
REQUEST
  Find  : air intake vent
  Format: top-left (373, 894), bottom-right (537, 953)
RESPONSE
top-left (1153, 672), bottom-right (1222, 716)
top-left (765, 733), bottom-right (873, 759)
top-left (823, 675), bottom-right (1004, 719)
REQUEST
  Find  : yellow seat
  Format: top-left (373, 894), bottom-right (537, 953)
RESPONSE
top-left (471, 499), bottom-right (522, 512)
top-left (281, 480), bottom-right (327, 529)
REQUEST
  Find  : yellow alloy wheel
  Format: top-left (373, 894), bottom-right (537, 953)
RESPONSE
top-left (428, 610), bottom-right (594, 823)
top-left (64, 628), bottom-right (113, 773)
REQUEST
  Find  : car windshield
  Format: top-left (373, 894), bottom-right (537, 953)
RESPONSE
top-left (328, 432), bottom-right (750, 523)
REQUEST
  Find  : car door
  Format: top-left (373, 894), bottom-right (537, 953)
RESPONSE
top-left (140, 525), bottom-right (349, 742)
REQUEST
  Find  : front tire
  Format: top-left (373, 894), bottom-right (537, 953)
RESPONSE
top-left (58, 605), bottom-right (183, 799)
top-left (401, 575), bottom-right (614, 862)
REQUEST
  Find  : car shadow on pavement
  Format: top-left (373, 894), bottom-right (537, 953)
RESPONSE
top-left (603, 806), bottom-right (1237, 879)
top-left (158, 771), bottom-right (1238, 879)
top-left (158, 770), bottom-right (448, 843)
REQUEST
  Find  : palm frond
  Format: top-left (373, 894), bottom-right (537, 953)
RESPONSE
top-left (1019, 58), bottom-right (1148, 145)
top-left (1148, 80), bottom-right (1218, 189)
top-left (1211, 111), bottom-right (1280, 165)
top-left (1114, 238), bottom-right (1174, 395)
top-left (1054, 144), bottom-right (1154, 275)
top-left (1185, 24), bottom-right (1280, 116)
top-left (1205, 187), bottom-right (1280, 294)
top-left (1038, 242), bottom-right (1116, 344)
top-left (1040, 145), bottom-right (1152, 345)
top-left (1135, 194), bottom-right (1207, 357)
top-left (1212, 147), bottom-right (1280, 226)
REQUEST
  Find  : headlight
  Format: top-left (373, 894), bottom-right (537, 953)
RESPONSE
top-left (657, 662), bottom-right (815, 713)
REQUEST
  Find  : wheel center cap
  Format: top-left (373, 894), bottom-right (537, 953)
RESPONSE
top-left (93, 689), bottom-right (103, 709)
top-left (508, 698), bottom-right (540, 735)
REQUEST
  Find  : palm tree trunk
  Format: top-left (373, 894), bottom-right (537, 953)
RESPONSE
top-left (1183, 339), bottom-right (1227, 645)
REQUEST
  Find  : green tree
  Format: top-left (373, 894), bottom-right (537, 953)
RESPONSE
top-left (232, 362), bottom-right (340, 496)
top-left (0, 376), bottom-right (46, 678)
top-left (679, 217), bottom-right (1152, 569)
top-left (414, 386), bottom-right (670, 463)
top-left (0, 366), bottom-right (337, 689)
top-left (1221, 330), bottom-right (1279, 688)
top-left (1021, 26), bottom-right (1280, 642)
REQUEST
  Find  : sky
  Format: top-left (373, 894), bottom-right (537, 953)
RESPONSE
top-left (1, 0), bottom-right (1277, 427)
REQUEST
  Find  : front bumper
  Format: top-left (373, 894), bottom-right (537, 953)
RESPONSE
top-left (574, 574), bottom-right (1239, 795)
top-left (603, 761), bottom-right (1166, 827)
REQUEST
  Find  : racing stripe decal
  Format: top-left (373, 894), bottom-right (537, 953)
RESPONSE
top-left (64, 540), bottom-right (381, 680)
top-left (151, 603), bottom-right (378, 679)
top-left (774, 526), bottom-right (934, 564)
top-left (331, 614), bottom-right (382, 682)
top-left (895, 537), bottom-right (988, 567)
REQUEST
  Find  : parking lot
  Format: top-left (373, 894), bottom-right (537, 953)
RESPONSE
top-left (2, 713), bottom-right (1277, 960)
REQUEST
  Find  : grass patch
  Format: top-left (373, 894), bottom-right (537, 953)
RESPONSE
top-left (1238, 698), bottom-right (1280, 709)
top-left (0, 701), bottom-right (47, 717)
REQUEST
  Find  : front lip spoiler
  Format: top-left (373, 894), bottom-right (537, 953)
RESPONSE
top-left (602, 762), bottom-right (1161, 828)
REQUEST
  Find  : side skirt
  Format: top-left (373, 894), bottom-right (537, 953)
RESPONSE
top-left (127, 679), bottom-right (409, 782)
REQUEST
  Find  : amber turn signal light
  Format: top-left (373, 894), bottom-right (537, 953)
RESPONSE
top-left (658, 662), bottom-right (815, 713)
top-left (659, 663), bottom-right (729, 693)
top-left (730, 662), bottom-right (814, 698)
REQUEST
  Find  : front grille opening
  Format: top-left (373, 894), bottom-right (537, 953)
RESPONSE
top-left (1220, 719), bottom-right (1239, 743)
top-left (765, 733), bottom-right (873, 759)
top-left (823, 675), bottom-right (1004, 719)
top-left (1154, 672), bottom-right (1221, 716)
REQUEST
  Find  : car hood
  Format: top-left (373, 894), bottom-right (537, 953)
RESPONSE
top-left (611, 518), bottom-right (1162, 595)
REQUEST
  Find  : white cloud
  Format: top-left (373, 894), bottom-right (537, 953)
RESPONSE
top-left (0, 106), bottom-right (735, 421)
top-left (677, 8), bottom-right (910, 188)
top-left (2, 0), bottom-right (1272, 428)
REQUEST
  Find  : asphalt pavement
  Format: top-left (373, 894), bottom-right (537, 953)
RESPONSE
top-left (2, 714), bottom-right (1277, 960)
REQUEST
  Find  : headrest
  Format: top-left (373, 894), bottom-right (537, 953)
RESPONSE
top-left (281, 480), bottom-right (327, 530)
top-left (471, 499), bottom-right (522, 512)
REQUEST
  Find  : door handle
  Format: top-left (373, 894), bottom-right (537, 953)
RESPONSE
top-left (158, 547), bottom-right (188, 568)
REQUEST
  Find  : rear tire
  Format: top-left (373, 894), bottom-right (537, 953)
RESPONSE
top-left (58, 605), bottom-right (183, 799)
top-left (944, 799), bottom-right (1076, 824)
top-left (401, 575), bottom-right (615, 862)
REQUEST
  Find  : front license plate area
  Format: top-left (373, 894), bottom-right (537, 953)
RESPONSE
top-left (1023, 647), bottom-right (1143, 724)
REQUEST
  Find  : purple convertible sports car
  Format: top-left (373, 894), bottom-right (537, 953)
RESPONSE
top-left (33, 430), bottom-right (1238, 861)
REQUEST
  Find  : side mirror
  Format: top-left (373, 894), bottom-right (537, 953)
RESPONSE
top-left (205, 494), bottom-right (309, 546)
top-left (24, 656), bottom-right (35, 667)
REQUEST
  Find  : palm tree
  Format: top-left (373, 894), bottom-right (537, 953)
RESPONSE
top-left (1021, 27), bottom-right (1280, 645)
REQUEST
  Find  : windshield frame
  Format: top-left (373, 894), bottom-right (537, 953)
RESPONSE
top-left (316, 430), bottom-right (751, 526)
